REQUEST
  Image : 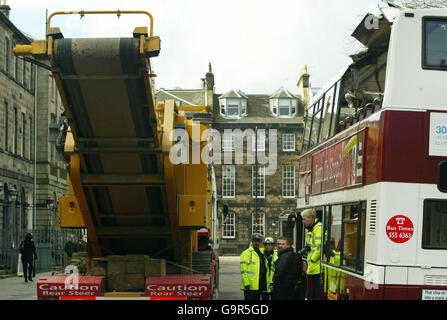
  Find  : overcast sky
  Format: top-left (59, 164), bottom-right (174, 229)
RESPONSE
top-left (6, 0), bottom-right (381, 94)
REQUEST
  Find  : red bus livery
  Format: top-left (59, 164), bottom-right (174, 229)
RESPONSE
top-left (296, 8), bottom-right (447, 300)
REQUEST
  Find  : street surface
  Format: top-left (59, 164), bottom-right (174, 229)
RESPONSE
top-left (0, 271), bottom-right (53, 300)
top-left (0, 256), bottom-right (243, 300)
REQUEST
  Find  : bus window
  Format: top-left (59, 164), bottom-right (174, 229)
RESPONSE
top-left (330, 81), bottom-right (341, 136)
top-left (335, 82), bottom-right (356, 134)
top-left (422, 199), bottom-right (447, 249)
top-left (309, 100), bottom-right (323, 149)
top-left (423, 17), bottom-right (447, 70)
top-left (319, 85), bottom-right (336, 143)
top-left (302, 104), bottom-right (314, 152)
top-left (324, 204), bottom-right (342, 266)
top-left (341, 202), bottom-right (366, 273)
top-left (358, 201), bottom-right (366, 273)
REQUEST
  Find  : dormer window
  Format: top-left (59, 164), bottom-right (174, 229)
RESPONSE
top-left (227, 104), bottom-right (239, 117)
top-left (269, 87), bottom-right (299, 118)
top-left (279, 103), bottom-right (291, 117)
top-left (219, 90), bottom-right (248, 119)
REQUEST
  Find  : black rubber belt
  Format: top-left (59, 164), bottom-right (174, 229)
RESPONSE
top-left (54, 38), bottom-right (113, 233)
top-left (119, 38), bottom-right (165, 221)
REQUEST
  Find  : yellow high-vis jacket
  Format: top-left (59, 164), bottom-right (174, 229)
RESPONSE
top-left (264, 248), bottom-right (279, 293)
top-left (240, 245), bottom-right (262, 290)
top-left (306, 220), bottom-right (322, 275)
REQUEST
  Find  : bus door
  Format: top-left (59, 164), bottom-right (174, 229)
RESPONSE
top-left (279, 212), bottom-right (295, 241)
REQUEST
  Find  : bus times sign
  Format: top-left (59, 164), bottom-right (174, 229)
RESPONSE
top-left (311, 131), bottom-right (365, 195)
top-left (428, 111), bottom-right (447, 157)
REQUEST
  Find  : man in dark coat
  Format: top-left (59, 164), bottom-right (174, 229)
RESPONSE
top-left (270, 236), bottom-right (300, 300)
top-left (20, 233), bottom-right (38, 282)
top-left (64, 234), bottom-right (77, 265)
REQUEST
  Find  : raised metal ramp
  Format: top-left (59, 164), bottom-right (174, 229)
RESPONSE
top-left (51, 34), bottom-right (175, 257)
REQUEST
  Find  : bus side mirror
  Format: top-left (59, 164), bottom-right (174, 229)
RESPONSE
top-left (437, 161), bottom-right (447, 192)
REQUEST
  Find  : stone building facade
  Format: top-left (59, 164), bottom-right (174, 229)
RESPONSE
top-left (0, 4), bottom-right (67, 242)
top-left (213, 89), bottom-right (305, 254)
top-left (157, 65), bottom-right (314, 255)
top-left (34, 63), bottom-right (68, 230)
top-left (0, 5), bottom-right (36, 242)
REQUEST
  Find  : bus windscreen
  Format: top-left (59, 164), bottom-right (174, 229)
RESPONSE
top-left (424, 17), bottom-right (447, 69)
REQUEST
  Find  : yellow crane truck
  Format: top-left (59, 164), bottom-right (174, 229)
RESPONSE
top-left (14, 10), bottom-right (219, 300)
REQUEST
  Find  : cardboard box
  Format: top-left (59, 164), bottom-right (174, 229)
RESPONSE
top-left (108, 273), bottom-right (145, 292)
top-left (125, 255), bottom-right (148, 274)
top-left (126, 261), bottom-right (145, 274)
top-left (145, 259), bottom-right (166, 277)
top-left (90, 258), bottom-right (108, 276)
top-left (125, 254), bottom-right (149, 261)
top-left (107, 256), bottom-right (126, 275)
top-left (125, 274), bottom-right (145, 291)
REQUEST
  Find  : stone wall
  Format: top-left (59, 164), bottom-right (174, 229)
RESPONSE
top-left (215, 127), bottom-right (303, 255)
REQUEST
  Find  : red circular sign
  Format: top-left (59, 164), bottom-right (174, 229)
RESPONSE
top-left (386, 215), bottom-right (414, 243)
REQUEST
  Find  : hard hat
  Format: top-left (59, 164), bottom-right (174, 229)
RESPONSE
top-left (263, 237), bottom-right (274, 244)
top-left (251, 234), bottom-right (263, 242)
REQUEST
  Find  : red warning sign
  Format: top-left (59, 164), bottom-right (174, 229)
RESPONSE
top-left (386, 215), bottom-right (414, 243)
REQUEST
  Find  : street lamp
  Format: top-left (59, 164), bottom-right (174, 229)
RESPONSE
top-left (7, 187), bottom-right (18, 247)
top-left (46, 195), bottom-right (54, 209)
top-left (8, 187), bottom-right (18, 204)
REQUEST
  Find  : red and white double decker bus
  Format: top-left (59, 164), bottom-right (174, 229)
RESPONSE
top-left (296, 8), bottom-right (447, 300)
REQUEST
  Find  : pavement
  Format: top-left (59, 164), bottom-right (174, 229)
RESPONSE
top-left (0, 271), bottom-right (54, 300)
top-left (217, 256), bottom-right (244, 300)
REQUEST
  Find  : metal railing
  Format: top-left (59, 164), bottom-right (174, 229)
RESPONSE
top-left (0, 229), bottom-right (82, 274)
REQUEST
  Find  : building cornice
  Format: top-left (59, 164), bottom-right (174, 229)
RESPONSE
top-left (0, 11), bottom-right (32, 44)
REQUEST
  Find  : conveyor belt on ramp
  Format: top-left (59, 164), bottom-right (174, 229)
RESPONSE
top-left (52, 37), bottom-right (173, 257)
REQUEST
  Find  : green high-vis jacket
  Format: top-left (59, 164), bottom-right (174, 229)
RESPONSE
top-left (306, 220), bottom-right (322, 275)
top-left (240, 245), bottom-right (263, 290)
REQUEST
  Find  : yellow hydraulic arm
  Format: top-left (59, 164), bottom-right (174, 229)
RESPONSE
top-left (15, 11), bottom-right (213, 268)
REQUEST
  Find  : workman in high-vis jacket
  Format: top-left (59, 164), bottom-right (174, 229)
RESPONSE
top-left (300, 208), bottom-right (322, 300)
top-left (261, 236), bottom-right (278, 300)
top-left (324, 248), bottom-right (341, 300)
top-left (240, 234), bottom-right (267, 300)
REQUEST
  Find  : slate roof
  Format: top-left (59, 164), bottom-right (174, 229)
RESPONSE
top-left (269, 87), bottom-right (299, 99)
top-left (218, 89), bottom-right (248, 99)
top-left (157, 89), bottom-right (304, 126)
top-left (0, 9), bottom-right (32, 44)
top-left (157, 88), bottom-right (207, 106)
top-left (213, 94), bottom-right (302, 125)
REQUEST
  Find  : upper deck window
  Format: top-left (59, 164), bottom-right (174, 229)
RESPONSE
top-left (423, 17), bottom-right (447, 70)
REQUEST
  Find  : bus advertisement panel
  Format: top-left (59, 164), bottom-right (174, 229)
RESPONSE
top-left (311, 130), bottom-right (365, 195)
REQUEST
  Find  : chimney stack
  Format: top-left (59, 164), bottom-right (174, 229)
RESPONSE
top-left (297, 65), bottom-right (311, 110)
top-left (205, 62), bottom-right (214, 90)
top-left (0, 1), bottom-right (10, 19)
top-left (204, 62), bottom-right (214, 109)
